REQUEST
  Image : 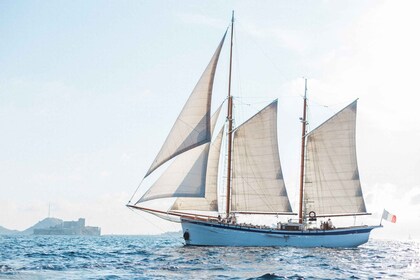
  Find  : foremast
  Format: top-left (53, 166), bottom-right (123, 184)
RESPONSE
top-left (298, 78), bottom-right (308, 224)
top-left (225, 11), bottom-right (234, 217)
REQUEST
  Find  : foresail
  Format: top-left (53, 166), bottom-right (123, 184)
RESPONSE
top-left (145, 33), bottom-right (227, 177)
top-left (171, 125), bottom-right (224, 211)
top-left (138, 143), bottom-right (210, 203)
top-left (231, 100), bottom-right (293, 213)
top-left (304, 100), bottom-right (367, 216)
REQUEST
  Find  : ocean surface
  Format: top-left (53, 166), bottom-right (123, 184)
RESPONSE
top-left (0, 234), bottom-right (419, 279)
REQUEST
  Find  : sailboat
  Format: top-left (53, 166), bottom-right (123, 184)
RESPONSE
top-left (127, 12), bottom-right (382, 247)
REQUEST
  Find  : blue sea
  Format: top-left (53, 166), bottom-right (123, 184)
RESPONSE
top-left (0, 234), bottom-right (419, 279)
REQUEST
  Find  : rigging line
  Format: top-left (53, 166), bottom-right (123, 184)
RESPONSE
top-left (235, 97), bottom-right (283, 110)
top-left (128, 177), bottom-right (145, 205)
top-left (127, 207), bottom-right (181, 243)
top-left (233, 25), bottom-right (243, 101)
top-left (174, 97), bottom-right (228, 135)
top-left (231, 23), bottom-right (253, 137)
top-left (234, 97), bottom-right (251, 106)
top-left (231, 26), bottom-right (245, 135)
top-left (235, 95), bottom-right (296, 99)
top-left (235, 21), bottom-right (289, 83)
top-left (307, 95), bottom-right (356, 118)
top-left (176, 116), bottom-right (209, 134)
top-left (235, 100), bottom-right (277, 121)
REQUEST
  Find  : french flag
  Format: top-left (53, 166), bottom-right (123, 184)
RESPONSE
top-left (382, 209), bottom-right (397, 223)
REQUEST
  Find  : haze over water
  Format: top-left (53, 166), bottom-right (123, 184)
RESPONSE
top-left (1, 235), bottom-right (419, 279)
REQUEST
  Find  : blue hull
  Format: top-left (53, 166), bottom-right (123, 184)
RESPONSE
top-left (181, 218), bottom-right (381, 248)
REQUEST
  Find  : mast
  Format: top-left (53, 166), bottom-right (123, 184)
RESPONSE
top-left (225, 11), bottom-right (234, 217)
top-left (298, 78), bottom-right (308, 224)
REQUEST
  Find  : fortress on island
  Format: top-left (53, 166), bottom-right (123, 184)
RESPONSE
top-left (33, 218), bottom-right (101, 236)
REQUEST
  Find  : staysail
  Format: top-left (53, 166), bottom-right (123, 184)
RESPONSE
top-left (231, 100), bottom-right (293, 213)
top-left (304, 100), bottom-right (367, 216)
top-left (171, 125), bottom-right (224, 211)
top-left (138, 105), bottom-right (224, 206)
top-left (138, 143), bottom-right (210, 202)
top-left (145, 33), bottom-right (227, 177)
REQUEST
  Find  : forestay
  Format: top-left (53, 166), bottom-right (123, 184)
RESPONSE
top-left (304, 100), bottom-right (367, 216)
top-left (231, 100), bottom-right (293, 213)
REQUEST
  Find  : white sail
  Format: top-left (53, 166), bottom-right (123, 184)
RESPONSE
top-left (145, 33), bottom-right (226, 177)
top-left (304, 100), bottom-right (367, 216)
top-left (138, 143), bottom-right (210, 202)
top-left (171, 125), bottom-right (224, 211)
top-left (231, 100), bottom-right (293, 213)
top-left (210, 103), bottom-right (223, 135)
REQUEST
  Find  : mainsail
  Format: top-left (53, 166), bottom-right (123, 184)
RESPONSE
top-left (304, 100), bottom-right (367, 216)
top-left (231, 100), bottom-right (293, 213)
top-left (145, 33), bottom-right (227, 177)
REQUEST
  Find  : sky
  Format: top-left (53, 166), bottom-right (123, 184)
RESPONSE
top-left (1, 0), bottom-right (419, 240)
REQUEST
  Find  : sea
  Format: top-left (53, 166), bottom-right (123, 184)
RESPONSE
top-left (0, 234), bottom-right (419, 280)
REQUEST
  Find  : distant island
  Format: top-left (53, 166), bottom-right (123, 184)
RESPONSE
top-left (0, 217), bottom-right (101, 236)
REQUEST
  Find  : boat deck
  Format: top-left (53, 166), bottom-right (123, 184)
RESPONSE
top-left (183, 217), bottom-right (376, 235)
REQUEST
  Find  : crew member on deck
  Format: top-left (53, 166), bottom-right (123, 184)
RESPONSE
top-left (327, 218), bottom-right (333, 229)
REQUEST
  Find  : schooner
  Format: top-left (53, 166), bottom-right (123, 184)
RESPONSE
top-left (127, 12), bottom-right (382, 247)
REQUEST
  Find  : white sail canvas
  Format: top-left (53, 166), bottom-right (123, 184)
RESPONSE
top-left (145, 34), bottom-right (226, 177)
top-left (139, 143), bottom-right (210, 202)
top-left (231, 100), bottom-right (292, 213)
top-left (171, 126), bottom-right (224, 211)
top-left (304, 100), bottom-right (367, 216)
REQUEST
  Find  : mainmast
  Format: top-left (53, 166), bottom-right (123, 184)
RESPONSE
top-left (298, 78), bottom-right (308, 224)
top-left (225, 11), bottom-right (234, 217)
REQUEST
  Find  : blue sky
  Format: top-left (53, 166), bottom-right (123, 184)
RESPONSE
top-left (1, 1), bottom-right (419, 239)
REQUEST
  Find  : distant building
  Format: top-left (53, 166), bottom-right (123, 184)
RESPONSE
top-left (33, 218), bottom-right (101, 236)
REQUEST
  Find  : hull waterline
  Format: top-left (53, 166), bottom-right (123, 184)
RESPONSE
top-left (181, 218), bottom-right (381, 248)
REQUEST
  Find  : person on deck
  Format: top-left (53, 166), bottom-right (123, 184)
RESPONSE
top-left (327, 218), bottom-right (333, 229)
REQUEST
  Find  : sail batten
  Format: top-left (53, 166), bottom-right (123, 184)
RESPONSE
top-left (145, 33), bottom-right (227, 178)
top-left (304, 100), bottom-right (367, 216)
top-left (231, 100), bottom-right (293, 213)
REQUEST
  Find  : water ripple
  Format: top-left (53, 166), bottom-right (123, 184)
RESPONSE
top-left (0, 235), bottom-right (419, 279)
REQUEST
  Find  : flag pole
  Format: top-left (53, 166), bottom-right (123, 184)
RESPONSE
top-left (380, 209), bottom-right (384, 226)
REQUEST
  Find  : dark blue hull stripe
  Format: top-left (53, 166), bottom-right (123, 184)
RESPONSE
top-left (182, 219), bottom-right (375, 236)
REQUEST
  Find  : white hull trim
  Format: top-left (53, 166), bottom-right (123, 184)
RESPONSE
top-left (181, 218), bottom-right (381, 248)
